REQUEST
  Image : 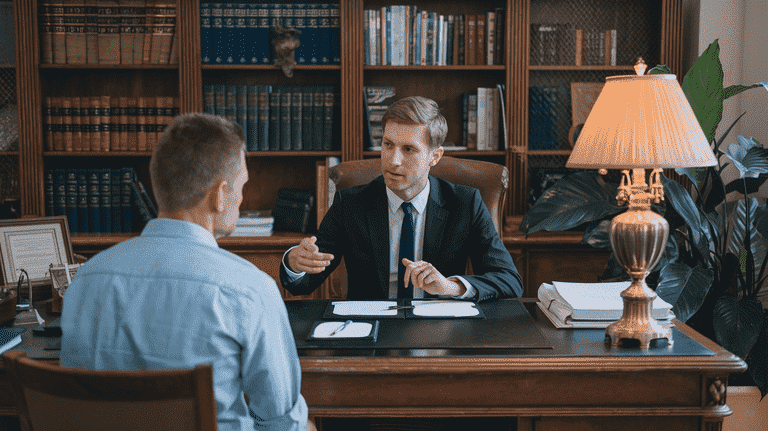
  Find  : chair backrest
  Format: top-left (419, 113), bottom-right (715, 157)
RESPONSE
top-left (329, 156), bottom-right (509, 234)
top-left (2, 351), bottom-right (218, 431)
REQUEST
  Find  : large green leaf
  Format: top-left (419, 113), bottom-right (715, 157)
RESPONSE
top-left (726, 198), bottom-right (768, 297)
top-left (713, 296), bottom-right (763, 359)
top-left (745, 316), bottom-right (768, 399)
top-left (519, 171), bottom-right (623, 235)
top-left (663, 176), bottom-right (709, 246)
top-left (581, 220), bottom-right (612, 249)
top-left (722, 83), bottom-right (767, 101)
top-left (656, 262), bottom-right (714, 322)
top-left (755, 205), bottom-right (768, 240)
top-left (681, 40), bottom-right (724, 143)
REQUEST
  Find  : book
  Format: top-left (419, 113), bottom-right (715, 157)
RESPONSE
top-left (236, 84), bottom-right (248, 143)
top-left (87, 169), bottom-right (101, 232)
top-left (97, 1), bottom-right (121, 65)
top-left (111, 170), bottom-right (122, 232)
top-left (246, 84), bottom-right (259, 151)
top-left (99, 168), bottom-right (112, 232)
top-left (280, 86), bottom-right (292, 151)
top-left (126, 97), bottom-right (138, 151)
top-left (54, 169), bottom-right (66, 216)
top-left (119, 168), bottom-right (133, 232)
top-left (38, 3), bottom-right (53, 64)
top-left (237, 209), bottom-right (274, 226)
top-left (538, 281), bottom-right (675, 324)
top-left (76, 169), bottom-right (89, 233)
top-left (493, 8), bottom-right (504, 65)
top-left (302, 89), bottom-right (314, 151)
top-left (61, 97), bottom-right (73, 151)
top-left (311, 86), bottom-right (324, 150)
top-left (65, 170), bottom-right (78, 232)
top-left (70, 97), bottom-right (82, 151)
top-left (64, 0), bottom-right (87, 64)
top-left (99, 95), bottom-right (111, 151)
top-left (233, 2), bottom-right (247, 64)
top-left (43, 97), bottom-right (54, 151)
top-left (291, 89), bottom-right (303, 151)
top-left (268, 88), bottom-right (281, 151)
top-left (363, 86), bottom-right (395, 149)
top-left (0, 327), bottom-right (23, 355)
top-left (329, 3), bottom-right (340, 64)
top-left (322, 86), bottom-right (334, 151)
top-left (610, 29), bottom-right (617, 66)
top-left (45, 170), bottom-right (54, 216)
top-left (257, 85), bottom-right (270, 151)
top-left (574, 28), bottom-right (583, 66)
top-left (200, 2), bottom-right (212, 63)
top-left (466, 93), bottom-right (477, 149)
top-left (137, 96), bottom-right (149, 151)
top-left (131, 0), bottom-right (146, 65)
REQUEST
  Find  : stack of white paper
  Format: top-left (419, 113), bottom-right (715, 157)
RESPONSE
top-left (537, 281), bottom-right (675, 329)
top-left (231, 210), bottom-right (274, 236)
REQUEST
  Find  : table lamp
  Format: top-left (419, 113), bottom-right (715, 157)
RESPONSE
top-left (566, 60), bottom-right (717, 348)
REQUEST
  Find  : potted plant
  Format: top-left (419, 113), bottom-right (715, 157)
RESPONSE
top-left (520, 39), bottom-right (768, 397)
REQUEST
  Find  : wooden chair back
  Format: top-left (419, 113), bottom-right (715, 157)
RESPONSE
top-left (2, 351), bottom-right (218, 431)
top-left (329, 156), bottom-right (509, 234)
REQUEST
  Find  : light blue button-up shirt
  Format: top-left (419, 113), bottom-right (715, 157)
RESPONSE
top-left (60, 218), bottom-right (307, 431)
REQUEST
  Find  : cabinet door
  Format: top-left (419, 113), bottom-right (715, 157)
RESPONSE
top-left (0, 1), bottom-right (19, 220)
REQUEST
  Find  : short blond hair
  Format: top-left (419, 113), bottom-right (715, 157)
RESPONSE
top-left (381, 96), bottom-right (447, 149)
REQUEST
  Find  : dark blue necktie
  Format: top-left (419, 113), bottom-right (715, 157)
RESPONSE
top-left (398, 202), bottom-right (414, 299)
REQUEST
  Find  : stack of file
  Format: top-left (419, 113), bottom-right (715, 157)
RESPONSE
top-left (232, 210), bottom-right (274, 237)
top-left (537, 281), bottom-right (675, 328)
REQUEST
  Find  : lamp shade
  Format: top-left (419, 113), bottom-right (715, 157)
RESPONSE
top-left (566, 74), bottom-right (717, 169)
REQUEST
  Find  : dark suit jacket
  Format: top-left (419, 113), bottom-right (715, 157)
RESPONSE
top-left (280, 175), bottom-right (523, 301)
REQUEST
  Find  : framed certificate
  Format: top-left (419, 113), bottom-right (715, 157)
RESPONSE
top-left (0, 216), bottom-right (74, 288)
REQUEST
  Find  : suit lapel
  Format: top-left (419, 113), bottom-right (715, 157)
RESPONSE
top-left (423, 176), bottom-right (447, 265)
top-left (366, 177), bottom-right (391, 297)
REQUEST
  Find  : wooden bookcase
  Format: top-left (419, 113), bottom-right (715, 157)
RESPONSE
top-left (8, 0), bottom-right (683, 299)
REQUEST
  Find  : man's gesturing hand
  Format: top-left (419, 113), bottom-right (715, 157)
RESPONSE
top-left (287, 236), bottom-right (334, 274)
top-left (402, 258), bottom-right (466, 297)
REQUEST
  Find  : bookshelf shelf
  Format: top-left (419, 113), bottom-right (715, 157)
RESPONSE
top-left (43, 152), bottom-right (154, 157)
top-left (0, 63), bottom-right (13, 68)
top-left (201, 64), bottom-right (341, 71)
top-left (363, 150), bottom-right (506, 157)
top-left (527, 150), bottom-right (574, 156)
top-left (39, 64), bottom-right (178, 70)
top-left (0, 151), bottom-right (18, 156)
top-left (364, 65), bottom-right (506, 71)
top-left (529, 65), bottom-right (636, 71)
top-left (245, 151), bottom-right (342, 157)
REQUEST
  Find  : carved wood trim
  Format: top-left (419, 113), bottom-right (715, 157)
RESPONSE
top-left (179, 0), bottom-right (202, 114)
top-left (508, 0), bottom-right (528, 216)
top-left (706, 377), bottom-right (727, 407)
top-left (14, 0), bottom-right (44, 217)
top-left (661, 0), bottom-right (684, 79)
top-left (342, 0), bottom-right (362, 161)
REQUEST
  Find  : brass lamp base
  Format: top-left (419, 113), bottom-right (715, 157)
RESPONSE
top-left (606, 281), bottom-right (672, 348)
top-left (607, 168), bottom-right (673, 349)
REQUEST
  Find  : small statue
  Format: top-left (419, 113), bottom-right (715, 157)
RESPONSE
top-left (272, 23), bottom-right (301, 78)
top-left (634, 57), bottom-right (647, 76)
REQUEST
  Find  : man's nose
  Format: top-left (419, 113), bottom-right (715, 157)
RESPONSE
top-left (390, 148), bottom-right (403, 165)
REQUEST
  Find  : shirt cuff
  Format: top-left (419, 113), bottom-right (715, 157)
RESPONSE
top-left (449, 276), bottom-right (476, 300)
top-left (249, 393), bottom-right (308, 431)
top-left (282, 246), bottom-right (306, 281)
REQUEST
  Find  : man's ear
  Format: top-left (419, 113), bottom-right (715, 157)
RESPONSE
top-left (210, 180), bottom-right (228, 213)
top-left (430, 146), bottom-right (444, 166)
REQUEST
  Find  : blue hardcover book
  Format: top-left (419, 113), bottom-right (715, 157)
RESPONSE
top-left (363, 8), bottom-right (370, 65)
top-left (304, 3), bottom-right (319, 64)
top-left (301, 89), bottom-right (313, 150)
top-left (322, 86), bottom-right (334, 150)
top-left (200, 3), bottom-right (212, 63)
top-left (214, 83), bottom-right (226, 118)
top-left (280, 86), bottom-right (292, 151)
top-left (257, 2), bottom-right (270, 64)
top-left (111, 171), bottom-right (121, 233)
top-left (99, 168), bottom-right (111, 233)
top-left (257, 85), bottom-right (270, 151)
top-left (391, 5), bottom-right (404, 66)
top-left (311, 86), bottom-right (324, 150)
top-left (225, 84), bottom-right (237, 123)
top-left (293, 3), bottom-right (308, 64)
top-left (222, 2), bottom-right (236, 64)
top-left (268, 87), bottom-right (281, 151)
top-left (329, 3), bottom-right (340, 64)
top-left (385, 6), bottom-right (391, 65)
top-left (414, 10), bottom-right (421, 65)
top-left (246, 3), bottom-right (260, 64)
top-left (120, 168), bottom-right (133, 233)
top-left (528, 85), bottom-right (556, 150)
top-left (65, 170), bottom-right (78, 233)
top-left (54, 169), bottom-right (66, 217)
top-left (203, 84), bottom-right (215, 115)
top-left (45, 170), bottom-right (54, 216)
top-left (236, 84), bottom-right (248, 139)
top-left (291, 87), bottom-right (303, 150)
top-left (76, 170), bottom-right (89, 234)
top-left (446, 16), bottom-right (454, 65)
top-left (317, 3), bottom-right (331, 65)
top-left (246, 84), bottom-right (259, 151)
top-left (462, 93), bottom-right (469, 146)
top-left (234, 3), bottom-right (247, 64)
top-left (87, 169), bottom-right (100, 233)
top-left (210, 3), bottom-right (224, 64)
top-left (426, 12), bottom-right (434, 65)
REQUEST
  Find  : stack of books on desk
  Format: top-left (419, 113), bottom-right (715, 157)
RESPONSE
top-left (537, 281), bottom-right (675, 329)
top-left (232, 210), bottom-right (274, 237)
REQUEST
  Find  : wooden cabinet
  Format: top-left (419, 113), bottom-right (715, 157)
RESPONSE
top-left (9, 0), bottom-right (681, 299)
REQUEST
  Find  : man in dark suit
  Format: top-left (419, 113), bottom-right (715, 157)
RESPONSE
top-left (281, 96), bottom-right (522, 301)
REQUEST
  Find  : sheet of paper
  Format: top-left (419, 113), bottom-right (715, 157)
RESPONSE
top-left (411, 300), bottom-right (479, 317)
top-left (313, 322), bottom-right (373, 338)
top-left (332, 301), bottom-right (398, 316)
top-left (552, 281), bottom-right (673, 311)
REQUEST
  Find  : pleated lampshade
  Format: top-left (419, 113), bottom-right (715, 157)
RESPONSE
top-left (566, 74), bottom-right (717, 169)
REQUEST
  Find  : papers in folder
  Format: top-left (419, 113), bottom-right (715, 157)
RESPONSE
top-left (312, 321), bottom-right (374, 338)
top-left (410, 300), bottom-right (479, 317)
top-left (537, 281), bottom-right (675, 329)
top-left (332, 301), bottom-right (398, 316)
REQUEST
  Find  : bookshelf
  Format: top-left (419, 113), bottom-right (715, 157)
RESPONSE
top-left (9, 0), bottom-right (682, 299)
top-left (0, 0), bottom-right (18, 220)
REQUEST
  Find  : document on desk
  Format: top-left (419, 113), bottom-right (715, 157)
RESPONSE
top-left (410, 300), bottom-right (480, 317)
top-left (331, 301), bottom-right (398, 316)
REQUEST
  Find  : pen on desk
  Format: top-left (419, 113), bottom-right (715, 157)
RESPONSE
top-left (329, 320), bottom-right (352, 336)
top-left (386, 300), bottom-right (457, 310)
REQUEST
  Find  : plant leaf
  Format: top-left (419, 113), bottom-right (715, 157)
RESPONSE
top-left (681, 39), bottom-right (724, 143)
top-left (713, 296), bottom-right (763, 359)
top-left (519, 171), bottom-right (623, 235)
top-left (755, 205), bottom-right (768, 240)
top-left (662, 176), bottom-right (707, 246)
top-left (600, 251), bottom-right (628, 281)
top-left (582, 220), bottom-right (612, 249)
top-left (648, 64), bottom-right (673, 75)
top-left (725, 176), bottom-right (768, 195)
top-left (745, 315), bottom-right (768, 399)
top-left (726, 197), bottom-right (768, 296)
top-left (722, 82), bottom-right (768, 101)
top-left (656, 262), bottom-right (714, 322)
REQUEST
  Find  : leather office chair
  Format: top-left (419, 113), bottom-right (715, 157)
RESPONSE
top-left (2, 351), bottom-right (218, 431)
top-left (329, 156), bottom-right (509, 234)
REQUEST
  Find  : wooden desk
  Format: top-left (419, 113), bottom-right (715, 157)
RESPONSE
top-left (294, 300), bottom-right (746, 431)
top-left (1, 300), bottom-right (747, 431)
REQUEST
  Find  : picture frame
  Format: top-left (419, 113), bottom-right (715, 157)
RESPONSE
top-left (0, 216), bottom-right (74, 288)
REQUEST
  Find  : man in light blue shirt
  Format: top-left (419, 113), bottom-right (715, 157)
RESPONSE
top-left (60, 113), bottom-right (314, 431)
